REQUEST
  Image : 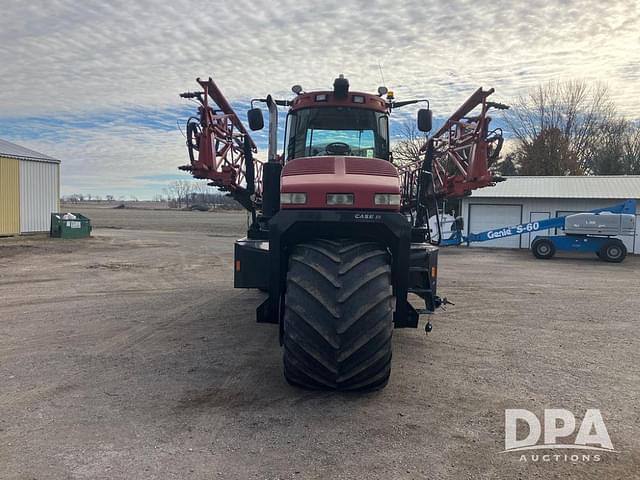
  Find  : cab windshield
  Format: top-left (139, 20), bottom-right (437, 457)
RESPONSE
top-left (285, 107), bottom-right (389, 160)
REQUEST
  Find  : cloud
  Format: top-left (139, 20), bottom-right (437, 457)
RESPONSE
top-left (0, 112), bottom-right (186, 198)
top-left (1, 0), bottom-right (639, 197)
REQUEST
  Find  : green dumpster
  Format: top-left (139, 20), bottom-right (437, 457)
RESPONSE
top-left (50, 213), bottom-right (92, 239)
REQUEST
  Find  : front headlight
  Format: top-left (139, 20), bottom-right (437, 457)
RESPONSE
top-left (280, 192), bottom-right (307, 204)
top-left (374, 193), bottom-right (401, 206)
top-left (326, 193), bottom-right (354, 205)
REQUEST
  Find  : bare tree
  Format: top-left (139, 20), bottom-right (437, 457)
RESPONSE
top-left (164, 182), bottom-right (180, 208)
top-left (178, 180), bottom-right (195, 207)
top-left (165, 180), bottom-right (196, 208)
top-left (589, 118), bottom-right (628, 175)
top-left (622, 124), bottom-right (640, 174)
top-left (192, 181), bottom-right (209, 205)
top-left (585, 120), bottom-right (640, 175)
top-left (506, 80), bottom-right (616, 174)
top-left (392, 122), bottom-right (427, 166)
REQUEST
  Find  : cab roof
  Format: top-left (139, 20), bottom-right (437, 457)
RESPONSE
top-left (289, 91), bottom-right (388, 113)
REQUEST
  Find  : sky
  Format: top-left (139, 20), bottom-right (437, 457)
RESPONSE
top-left (1, 0), bottom-right (639, 199)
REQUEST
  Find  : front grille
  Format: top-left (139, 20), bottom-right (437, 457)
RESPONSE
top-left (282, 158), bottom-right (335, 176)
top-left (345, 158), bottom-right (397, 176)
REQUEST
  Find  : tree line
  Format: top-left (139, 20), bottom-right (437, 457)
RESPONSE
top-left (500, 80), bottom-right (640, 176)
top-left (63, 194), bottom-right (127, 202)
top-left (62, 180), bottom-right (241, 209)
top-left (160, 180), bottom-right (240, 209)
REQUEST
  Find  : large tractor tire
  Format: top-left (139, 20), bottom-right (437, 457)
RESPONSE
top-left (283, 239), bottom-right (394, 391)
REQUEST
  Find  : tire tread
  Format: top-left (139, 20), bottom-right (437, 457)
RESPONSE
top-left (283, 239), bottom-right (393, 390)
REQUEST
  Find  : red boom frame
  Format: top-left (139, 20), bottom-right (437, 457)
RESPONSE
top-left (179, 78), bottom-right (263, 197)
top-left (398, 87), bottom-right (507, 201)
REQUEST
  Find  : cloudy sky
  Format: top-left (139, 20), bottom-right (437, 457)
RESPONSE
top-left (1, 0), bottom-right (638, 198)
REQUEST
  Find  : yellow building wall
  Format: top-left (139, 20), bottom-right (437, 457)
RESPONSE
top-left (0, 156), bottom-right (20, 235)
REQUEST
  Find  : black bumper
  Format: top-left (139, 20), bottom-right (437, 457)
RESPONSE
top-left (234, 209), bottom-right (439, 335)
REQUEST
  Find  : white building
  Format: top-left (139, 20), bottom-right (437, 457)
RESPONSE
top-left (0, 139), bottom-right (60, 235)
top-left (460, 176), bottom-right (640, 254)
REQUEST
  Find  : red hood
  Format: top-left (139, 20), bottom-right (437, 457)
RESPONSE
top-left (281, 156), bottom-right (400, 210)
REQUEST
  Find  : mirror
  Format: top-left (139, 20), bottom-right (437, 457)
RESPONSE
top-left (417, 108), bottom-right (432, 132)
top-left (247, 108), bottom-right (264, 131)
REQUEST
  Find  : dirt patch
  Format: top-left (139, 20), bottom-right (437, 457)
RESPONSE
top-left (0, 208), bottom-right (638, 479)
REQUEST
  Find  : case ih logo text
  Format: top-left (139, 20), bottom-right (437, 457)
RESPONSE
top-left (503, 409), bottom-right (615, 462)
top-left (354, 213), bottom-right (381, 221)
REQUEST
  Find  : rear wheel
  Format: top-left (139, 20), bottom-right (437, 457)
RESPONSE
top-left (531, 238), bottom-right (555, 259)
top-left (599, 240), bottom-right (626, 263)
top-left (283, 239), bottom-right (394, 391)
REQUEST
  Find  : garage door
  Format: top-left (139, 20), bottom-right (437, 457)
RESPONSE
top-left (468, 204), bottom-right (522, 248)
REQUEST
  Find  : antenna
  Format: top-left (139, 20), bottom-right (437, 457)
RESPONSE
top-left (378, 63), bottom-right (386, 87)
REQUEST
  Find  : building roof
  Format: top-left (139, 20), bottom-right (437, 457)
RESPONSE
top-left (0, 138), bottom-right (60, 164)
top-left (469, 176), bottom-right (640, 199)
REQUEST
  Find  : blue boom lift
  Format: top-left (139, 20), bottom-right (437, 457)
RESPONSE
top-left (441, 199), bottom-right (637, 262)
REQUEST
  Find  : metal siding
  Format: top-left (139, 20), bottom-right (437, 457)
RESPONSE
top-left (0, 156), bottom-right (20, 235)
top-left (526, 212), bottom-right (551, 247)
top-left (19, 160), bottom-right (59, 233)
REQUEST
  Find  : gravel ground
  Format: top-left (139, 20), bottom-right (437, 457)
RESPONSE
top-left (0, 208), bottom-right (638, 479)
